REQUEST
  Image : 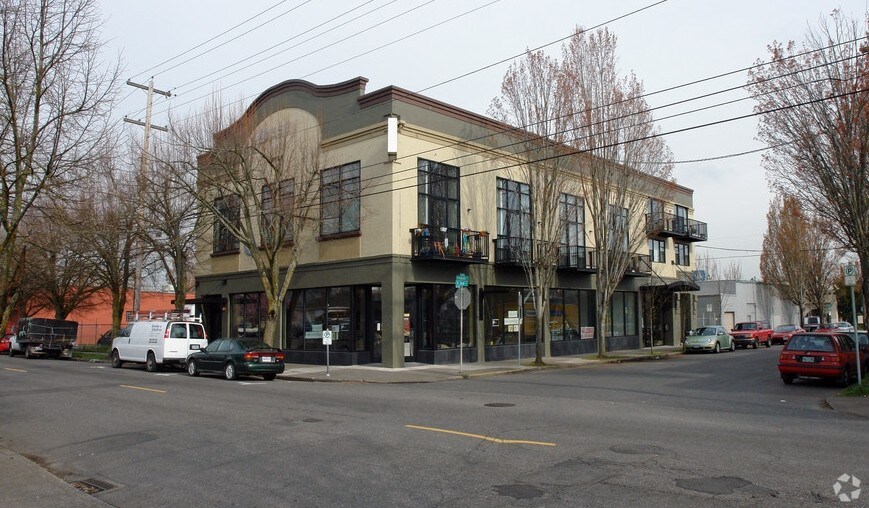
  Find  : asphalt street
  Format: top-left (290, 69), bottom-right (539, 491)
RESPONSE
top-left (0, 347), bottom-right (865, 507)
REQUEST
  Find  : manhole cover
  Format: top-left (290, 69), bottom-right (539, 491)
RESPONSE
top-left (485, 403), bottom-right (515, 408)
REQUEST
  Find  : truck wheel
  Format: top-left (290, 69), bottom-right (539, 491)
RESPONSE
top-left (111, 350), bottom-right (123, 368)
top-left (8, 346), bottom-right (15, 357)
top-left (765, 339), bottom-right (771, 348)
top-left (145, 352), bottom-right (160, 372)
top-left (752, 340), bottom-right (758, 349)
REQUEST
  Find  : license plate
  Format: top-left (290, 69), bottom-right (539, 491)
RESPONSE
top-left (801, 356), bottom-right (815, 363)
top-left (262, 356), bottom-right (274, 363)
top-left (189, 344), bottom-right (200, 350)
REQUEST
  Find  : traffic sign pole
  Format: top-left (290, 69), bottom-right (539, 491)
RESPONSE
top-left (845, 264), bottom-right (860, 385)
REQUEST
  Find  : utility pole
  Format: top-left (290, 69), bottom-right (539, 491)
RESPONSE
top-left (124, 78), bottom-right (170, 315)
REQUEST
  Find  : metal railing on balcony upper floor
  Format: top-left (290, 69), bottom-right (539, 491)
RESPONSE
top-left (410, 225), bottom-right (490, 263)
top-left (646, 212), bottom-right (708, 242)
top-left (557, 245), bottom-right (597, 271)
top-left (493, 236), bottom-right (532, 265)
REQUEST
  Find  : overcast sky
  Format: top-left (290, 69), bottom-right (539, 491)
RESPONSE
top-left (99, 0), bottom-right (867, 279)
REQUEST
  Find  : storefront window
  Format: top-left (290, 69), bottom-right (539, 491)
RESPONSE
top-left (285, 285), bottom-right (374, 352)
top-left (230, 292), bottom-right (267, 340)
top-left (608, 291), bottom-right (638, 337)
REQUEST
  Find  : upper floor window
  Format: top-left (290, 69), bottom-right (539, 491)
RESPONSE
top-left (417, 159), bottom-right (459, 229)
top-left (497, 178), bottom-right (531, 239)
top-left (648, 198), bottom-right (663, 217)
top-left (674, 205), bottom-right (688, 232)
top-left (213, 195), bottom-right (240, 254)
top-left (261, 179), bottom-right (294, 244)
top-left (321, 161), bottom-right (360, 237)
top-left (649, 238), bottom-right (666, 263)
top-left (675, 242), bottom-right (690, 266)
top-left (607, 205), bottom-right (629, 251)
top-left (560, 194), bottom-right (584, 248)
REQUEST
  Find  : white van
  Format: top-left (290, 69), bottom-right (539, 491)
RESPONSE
top-left (111, 315), bottom-right (207, 372)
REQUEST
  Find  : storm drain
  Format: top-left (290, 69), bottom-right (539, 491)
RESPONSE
top-left (484, 403), bottom-right (515, 408)
top-left (69, 477), bottom-right (118, 495)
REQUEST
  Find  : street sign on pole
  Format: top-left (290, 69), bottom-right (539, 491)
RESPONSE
top-left (322, 330), bottom-right (333, 377)
top-left (455, 273), bottom-right (469, 288)
top-left (845, 263), bottom-right (857, 287)
top-left (454, 287), bottom-right (471, 310)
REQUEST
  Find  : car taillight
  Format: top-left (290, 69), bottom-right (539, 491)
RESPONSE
top-left (244, 352), bottom-right (257, 361)
top-left (275, 352), bottom-right (285, 361)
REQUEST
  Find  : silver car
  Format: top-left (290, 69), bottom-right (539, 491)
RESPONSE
top-left (683, 325), bottom-right (735, 353)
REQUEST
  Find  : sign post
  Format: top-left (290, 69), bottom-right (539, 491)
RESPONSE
top-left (454, 286), bottom-right (471, 374)
top-left (844, 263), bottom-right (861, 385)
top-left (322, 329), bottom-right (333, 377)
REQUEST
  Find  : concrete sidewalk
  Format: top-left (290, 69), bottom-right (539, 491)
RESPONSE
top-left (278, 345), bottom-right (683, 383)
top-left (2, 345), bottom-right (866, 507)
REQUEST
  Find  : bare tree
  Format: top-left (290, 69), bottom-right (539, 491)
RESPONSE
top-left (489, 50), bottom-right (576, 365)
top-left (722, 261), bottom-right (743, 282)
top-left (18, 201), bottom-right (102, 319)
top-left (747, 10), bottom-right (869, 326)
top-left (804, 230), bottom-right (839, 322)
top-left (75, 158), bottom-right (140, 338)
top-left (141, 140), bottom-right (202, 311)
top-left (0, 0), bottom-right (120, 334)
top-left (168, 95), bottom-right (326, 347)
top-left (560, 27), bottom-right (674, 356)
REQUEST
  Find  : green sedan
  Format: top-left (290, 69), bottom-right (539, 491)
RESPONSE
top-left (683, 326), bottom-right (736, 354)
top-left (186, 338), bottom-right (285, 381)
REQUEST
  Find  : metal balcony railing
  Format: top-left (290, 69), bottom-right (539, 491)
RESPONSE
top-left (410, 225), bottom-right (489, 263)
top-left (646, 212), bottom-right (708, 242)
top-left (557, 245), bottom-right (597, 271)
top-left (493, 236), bottom-right (532, 265)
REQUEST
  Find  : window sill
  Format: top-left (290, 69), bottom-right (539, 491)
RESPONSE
top-left (211, 249), bottom-right (240, 258)
top-left (318, 231), bottom-right (361, 241)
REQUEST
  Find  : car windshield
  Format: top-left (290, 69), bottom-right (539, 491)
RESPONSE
top-left (785, 335), bottom-right (834, 352)
top-left (774, 325), bottom-right (795, 332)
top-left (734, 323), bottom-right (756, 330)
top-left (695, 327), bottom-right (718, 336)
top-left (238, 339), bottom-right (272, 351)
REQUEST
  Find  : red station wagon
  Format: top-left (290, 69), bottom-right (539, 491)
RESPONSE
top-left (778, 332), bottom-right (866, 386)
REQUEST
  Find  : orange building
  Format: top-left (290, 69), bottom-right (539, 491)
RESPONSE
top-left (18, 291), bottom-right (191, 345)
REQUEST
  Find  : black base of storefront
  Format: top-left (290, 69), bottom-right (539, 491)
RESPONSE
top-left (416, 348), bottom-right (478, 364)
top-left (281, 350), bottom-right (372, 366)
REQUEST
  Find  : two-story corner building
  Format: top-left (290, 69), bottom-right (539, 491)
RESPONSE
top-left (192, 77), bottom-right (708, 368)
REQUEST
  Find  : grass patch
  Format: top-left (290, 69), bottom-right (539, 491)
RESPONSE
top-left (73, 345), bottom-right (110, 361)
top-left (841, 377), bottom-right (869, 397)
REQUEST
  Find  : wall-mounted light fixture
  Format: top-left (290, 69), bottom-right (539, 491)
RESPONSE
top-left (387, 114), bottom-right (399, 158)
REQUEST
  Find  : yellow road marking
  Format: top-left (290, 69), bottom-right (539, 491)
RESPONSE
top-left (119, 384), bottom-right (166, 394)
top-left (405, 424), bottom-right (556, 447)
top-left (3, 367), bottom-right (27, 373)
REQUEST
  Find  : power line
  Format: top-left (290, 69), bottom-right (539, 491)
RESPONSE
top-left (130, 0), bottom-right (298, 80)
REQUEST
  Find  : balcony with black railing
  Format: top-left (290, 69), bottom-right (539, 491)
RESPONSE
top-left (557, 245), bottom-right (597, 272)
top-left (646, 212), bottom-right (708, 242)
top-left (493, 237), bottom-right (533, 266)
top-left (623, 253), bottom-right (652, 277)
top-left (410, 225), bottom-right (490, 263)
